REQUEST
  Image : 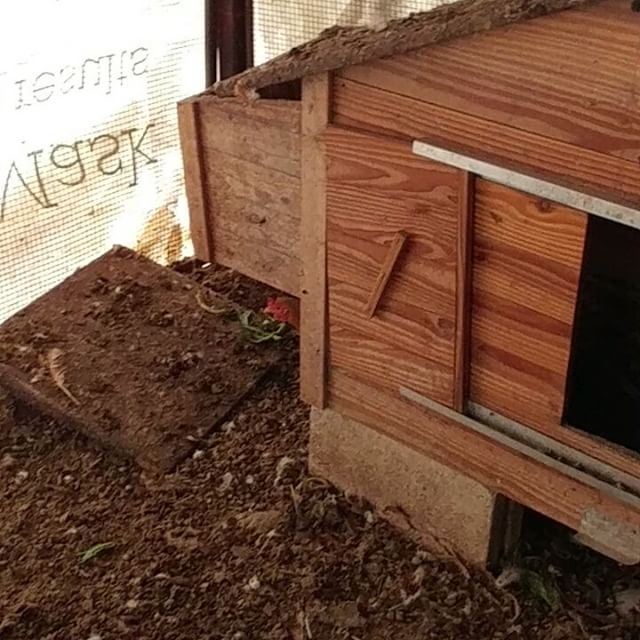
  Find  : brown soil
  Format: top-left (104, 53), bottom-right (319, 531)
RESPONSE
top-left (0, 248), bottom-right (282, 472)
top-left (1, 262), bottom-right (639, 640)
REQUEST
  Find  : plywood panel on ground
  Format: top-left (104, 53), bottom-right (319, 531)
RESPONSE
top-left (325, 126), bottom-right (458, 406)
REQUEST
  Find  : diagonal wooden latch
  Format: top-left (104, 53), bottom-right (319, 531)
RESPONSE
top-left (363, 230), bottom-right (408, 319)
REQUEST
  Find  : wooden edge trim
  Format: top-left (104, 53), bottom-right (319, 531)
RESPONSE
top-left (177, 100), bottom-right (213, 261)
top-left (453, 171), bottom-right (474, 412)
top-left (363, 231), bottom-right (408, 319)
top-left (328, 370), bottom-right (640, 564)
top-left (300, 72), bottom-right (331, 408)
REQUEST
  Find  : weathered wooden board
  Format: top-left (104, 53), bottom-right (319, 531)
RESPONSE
top-left (325, 127), bottom-right (458, 407)
top-left (177, 99), bottom-right (212, 261)
top-left (191, 96), bottom-right (301, 296)
top-left (328, 368), bottom-right (640, 561)
top-left (340, 0), bottom-right (640, 163)
top-left (300, 74), bottom-right (331, 408)
top-left (332, 77), bottom-right (640, 207)
top-left (470, 179), bottom-right (586, 427)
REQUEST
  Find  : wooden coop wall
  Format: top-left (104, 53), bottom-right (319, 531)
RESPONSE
top-left (306, 0), bottom-right (640, 543)
top-left (178, 96), bottom-right (301, 296)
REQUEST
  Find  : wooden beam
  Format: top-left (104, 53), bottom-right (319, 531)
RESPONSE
top-left (453, 171), bottom-right (474, 412)
top-left (177, 99), bottom-right (213, 262)
top-left (363, 231), bottom-right (408, 319)
top-left (300, 73), bottom-right (331, 408)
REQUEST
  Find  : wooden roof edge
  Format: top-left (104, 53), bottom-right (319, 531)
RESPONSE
top-left (204, 0), bottom-right (595, 99)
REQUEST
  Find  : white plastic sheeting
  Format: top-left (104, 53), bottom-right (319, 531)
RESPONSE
top-left (0, 0), bottom-right (204, 321)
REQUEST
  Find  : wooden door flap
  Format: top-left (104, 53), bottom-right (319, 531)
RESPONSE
top-left (363, 230), bottom-right (408, 319)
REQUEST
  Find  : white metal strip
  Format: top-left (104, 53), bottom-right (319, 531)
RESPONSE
top-left (412, 140), bottom-right (640, 230)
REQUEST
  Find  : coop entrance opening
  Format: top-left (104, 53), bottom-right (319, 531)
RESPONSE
top-left (565, 215), bottom-right (640, 455)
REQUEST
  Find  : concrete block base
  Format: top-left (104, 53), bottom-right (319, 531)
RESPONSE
top-left (309, 407), bottom-right (519, 567)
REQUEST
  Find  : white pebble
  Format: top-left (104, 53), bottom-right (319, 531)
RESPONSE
top-left (245, 475), bottom-right (255, 485)
top-left (192, 449), bottom-right (205, 460)
top-left (247, 576), bottom-right (260, 590)
top-left (125, 598), bottom-right (138, 610)
top-left (15, 470), bottom-right (29, 483)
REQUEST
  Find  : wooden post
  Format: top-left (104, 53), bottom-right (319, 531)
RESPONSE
top-left (217, 0), bottom-right (252, 80)
top-left (177, 99), bottom-right (213, 262)
top-left (300, 73), bottom-right (331, 408)
top-left (453, 171), bottom-right (474, 413)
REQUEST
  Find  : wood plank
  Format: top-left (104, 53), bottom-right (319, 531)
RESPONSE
top-left (340, 0), bottom-right (640, 163)
top-left (332, 77), bottom-right (640, 207)
top-left (330, 326), bottom-right (453, 406)
top-left (177, 99), bottom-right (213, 261)
top-left (300, 73), bottom-right (331, 408)
top-left (330, 279), bottom-right (455, 369)
top-left (326, 127), bottom-right (458, 407)
top-left (363, 231), bottom-right (408, 318)
top-left (203, 149), bottom-right (300, 295)
top-left (454, 171), bottom-right (474, 413)
top-left (328, 369), bottom-right (640, 552)
top-left (198, 97), bottom-right (301, 177)
top-left (471, 179), bottom-right (586, 427)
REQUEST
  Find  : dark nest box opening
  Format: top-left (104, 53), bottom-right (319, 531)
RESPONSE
top-left (565, 215), bottom-right (640, 455)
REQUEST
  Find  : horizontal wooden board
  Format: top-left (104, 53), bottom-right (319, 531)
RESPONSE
top-left (470, 179), bottom-right (586, 428)
top-left (340, 0), bottom-right (640, 163)
top-left (193, 96), bottom-right (301, 295)
top-left (328, 368), bottom-right (640, 540)
top-left (332, 77), bottom-right (640, 206)
top-left (199, 97), bottom-right (301, 177)
top-left (326, 127), bottom-right (458, 407)
top-left (330, 325), bottom-right (454, 406)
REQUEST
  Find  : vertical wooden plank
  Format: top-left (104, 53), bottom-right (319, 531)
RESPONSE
top-left (177, 98), bottom-right (213, 261)
top-left (453, 171), bottom-right (474, 412)
top-left (300, 73), bottom-right (331, 408)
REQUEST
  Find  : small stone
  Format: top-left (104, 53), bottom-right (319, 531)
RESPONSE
top-left (245, 475), bottom-right (255, 485)
top-left (247, 575), bottom-right (260, 590)
top-left (221, 420), bottom-right (236, 434)
top-left (87, 634), bottom-right (102, 640)
top-left (63, 474), bottom-right (74, 484)
top-left (192, 449), bottom-right (205, 460)
top-left (65, 527), bottom-right (78, 536)
top-left (125, 598), bottom-right (138, 610)
top-left (219, 472), bottom-right (234, 492)
top-left (15, 470), bottom-right (29, 483)
top-left (364, 510), bottom-right (375, 524)
top-left (0, 454), bottom-right (16, 469)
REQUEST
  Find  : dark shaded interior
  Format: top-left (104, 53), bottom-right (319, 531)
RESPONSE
top-left (564, 215), bottom-right (640, 455)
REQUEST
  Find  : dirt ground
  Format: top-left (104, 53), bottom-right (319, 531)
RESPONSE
top-left (1, 262), bottom-right (639, 640)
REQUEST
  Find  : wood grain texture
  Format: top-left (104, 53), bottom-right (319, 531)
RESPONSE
top-left (363, 231), bottom-right (408, 318)
top-left (300, 73), bottom-right (331, 408)
top-left (470, 179), bottom-right (586, 428)
top-left (177, 99), bottom-right (213, 261)
top-left (340, 1), bottom-right (640, 163)
top-left (328, 369), bottom-right (640, 541)
top-left (454, 172), bottom-right (474, 413)
top-left (202, 148), bottom-right (300, 296)
top-left (332, 77), bottom-right (640, 207)
top-left (193, 96), bottom-right (301, 294)
top-left (326, 127), bottom-right (458, 407)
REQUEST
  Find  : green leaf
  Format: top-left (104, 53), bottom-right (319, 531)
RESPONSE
top-left (79, 541), bottom-right (116, 563)
top-left (237, 310), bottom-right (285, 344)
top-left (523, 569), bottom-right (561, 610)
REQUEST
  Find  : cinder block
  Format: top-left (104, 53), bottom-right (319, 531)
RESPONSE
top-left (309, 407), bottom-right (516, 566)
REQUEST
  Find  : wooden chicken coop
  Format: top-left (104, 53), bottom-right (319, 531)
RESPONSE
top-left (179, 0), bottom-right (640, 565)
